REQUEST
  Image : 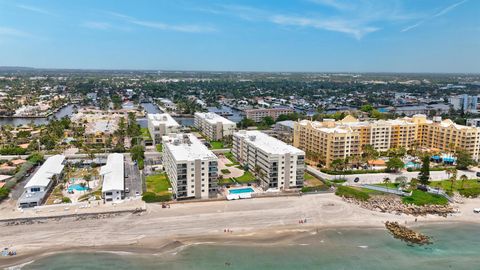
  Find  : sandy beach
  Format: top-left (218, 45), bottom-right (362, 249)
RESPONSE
top-left (1, 193), bottom-right (480, 268)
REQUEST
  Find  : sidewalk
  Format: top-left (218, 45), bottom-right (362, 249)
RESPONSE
top-left (307, 166), bottom-right (479, 184)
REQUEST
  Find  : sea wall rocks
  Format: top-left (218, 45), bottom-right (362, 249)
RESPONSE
top-left (342, 195), bottom-right (455, 217)
top-left (385, 221), bottom-right (431, 245)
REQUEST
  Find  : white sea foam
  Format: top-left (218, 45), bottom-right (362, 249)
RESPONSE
top-left (5, 260), bottom-right (35, 270)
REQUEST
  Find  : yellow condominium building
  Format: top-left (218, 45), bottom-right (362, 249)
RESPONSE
top-left (294, 114), bottom-right (480, 168)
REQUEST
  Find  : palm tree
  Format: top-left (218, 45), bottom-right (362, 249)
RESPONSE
top-left (383, 177), bottom-right (391, 191)
top-left (84, 174), bottom-right (92, 189)
top-left (395, 176), bottom-right (408, 190)
top-left (449, 168), bottom-right (458, 193)
top-left (410, 178), bottom-right (419, 190)
top-left (460, 174), bottom-right (468, 190)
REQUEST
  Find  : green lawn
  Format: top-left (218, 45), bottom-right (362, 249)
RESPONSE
top-left (304, 172), bottom-right (323, 186)
top-left (373, 183), bottom-right (400, 189)
top-left (302, 173), bottom-right (329, 192)
top-left (224, 152), bottom-right (240, 165)
top-left (402, 190), bottom-right (448, 206)
top-left (218, 177), bottom-right (235, 185)
top-left (156, 144), bottom-right (163, 152)
top-left (146, 173), bottom-right (171, 195)
top-left (141, 127), bottom-right (152, 140)
top-left (209, 141), bottom-right (224, 149)
top-left (429, 179), bottom-right (480, 192)
top-left (235, 171), bottom-right (256, 183)
top-left (335, 186), bottom-right (370, 201)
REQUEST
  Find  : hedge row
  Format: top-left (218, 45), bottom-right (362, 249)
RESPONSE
top-left (142, 192), bottom-right (172, 203)
top-left (458, 188), bottom-right (480, 198)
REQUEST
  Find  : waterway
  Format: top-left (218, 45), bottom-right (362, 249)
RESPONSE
top-left (0, 104), bottom-right (76, 126)
top-left (0, 102), bottom-right (243, 128)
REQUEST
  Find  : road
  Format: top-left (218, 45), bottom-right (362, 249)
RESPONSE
top-left (124, 155), bottom-right (142, 198)
top-left (307, 166), bottom-right (480, 184)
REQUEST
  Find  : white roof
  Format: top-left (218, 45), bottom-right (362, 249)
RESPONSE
top-left (235, 130), bottom-right (304, 155)
top-left (162, 133), bottom-right (217, 161)
top-left (195, 112), bottom-right (235, 125)
top-left (101, 153), bottom-right (125, 192)
top-left (25, 155), bottom-right (65, 189)
top-left (148, 113), bottom-right (180, 127)
top-left (0, 175), bottom-right (12, 182)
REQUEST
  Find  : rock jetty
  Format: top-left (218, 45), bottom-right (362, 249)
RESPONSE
top-left (385, 221), bottom-right (431, 245)
top-left (342, 195), bottom-right (454, 217)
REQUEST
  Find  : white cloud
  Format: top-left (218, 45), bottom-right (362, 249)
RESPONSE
top-left (402, 0), bottom-right (468, 32)
top-left (16, 4), bottom-right (53, 16)
top-left (200, 4), bottom-right (386, 39)
top-left (270, 15), bottom-right (378, 39)
top-left (105, 11), bottom-right (216, 33)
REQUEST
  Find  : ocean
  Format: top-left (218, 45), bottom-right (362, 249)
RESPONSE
top-left (20, 223), bottom-right (480, 270)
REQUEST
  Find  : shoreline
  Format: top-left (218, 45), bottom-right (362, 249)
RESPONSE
top-left (2, 220), bottom-right (479, 268)
top-left (2, 193), bottom-right (480, 268)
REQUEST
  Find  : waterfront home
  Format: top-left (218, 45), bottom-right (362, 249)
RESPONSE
top-left (101, 153), bottom-right (125, 202)
top-left (18, 155), bottom-right (65, 208)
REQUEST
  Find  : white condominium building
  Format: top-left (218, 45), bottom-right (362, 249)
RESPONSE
top-left (194, 112), bottom-right (236, 141)
top-left (162, 133), bottom-right (219, 200)
top-left (147, 113), bottom-right (180, 144)
top-left (232, 130), bottom-right (305, 190)
top-left (101, 153), bottom-right (125, 202)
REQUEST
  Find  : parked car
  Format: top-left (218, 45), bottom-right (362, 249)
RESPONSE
top-left (473, 208), bottom-right (480, 213)
top-left (476, 172), bottom-right (480, 177)
top-left (135, 191), bottom-right (140, 197)
top-left (125, 187), bottom-right (130, 193)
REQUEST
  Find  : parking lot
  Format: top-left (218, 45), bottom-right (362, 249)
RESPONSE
top-left (124, 155), bottom-right (142, 198)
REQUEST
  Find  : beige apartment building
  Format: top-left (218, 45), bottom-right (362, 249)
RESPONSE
top-left (294, 114), bottom-right (480, 167)
top-left (245, 108), bottom-right (294, 122)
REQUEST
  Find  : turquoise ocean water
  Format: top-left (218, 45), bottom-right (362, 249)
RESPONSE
top-left (21, 223), bottom-right (480, 270)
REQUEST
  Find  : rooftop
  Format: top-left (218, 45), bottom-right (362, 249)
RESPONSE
top-left (195, 112), bottom-right (235, 125)
top-left (101, 153), bottom-right (125, 192)
top-left (148, 113), bottom-right (180, 127)
top-left (235, 130), bottom-right (304, 155)
top-left (276, 120), bottom-right (295, 129)
top-left (245, 107), bottom-right (293, 112)
top-left (25, 155), bottom-right (65, 189)
top-left (162, 133), bottom-right (217, 161)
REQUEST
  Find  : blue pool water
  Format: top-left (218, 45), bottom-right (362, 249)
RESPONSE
top-left (68, 184), bottom-right (88, 192)
top-left (229, 188), bottom-right (254, 194)
top-left (404, 161), bottom-right (419, 168)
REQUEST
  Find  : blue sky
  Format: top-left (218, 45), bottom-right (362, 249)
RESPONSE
top-left (0, 0), bottom-right (479, 73)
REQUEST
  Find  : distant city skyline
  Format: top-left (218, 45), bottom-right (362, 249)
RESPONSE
top-left (0, 0), bottom-right (479, 73)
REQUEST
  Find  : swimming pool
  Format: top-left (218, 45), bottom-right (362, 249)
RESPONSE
top-left (229, 188), bottom-right (254, 194)
top-left (68, 184), bottom-right (88, 192)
